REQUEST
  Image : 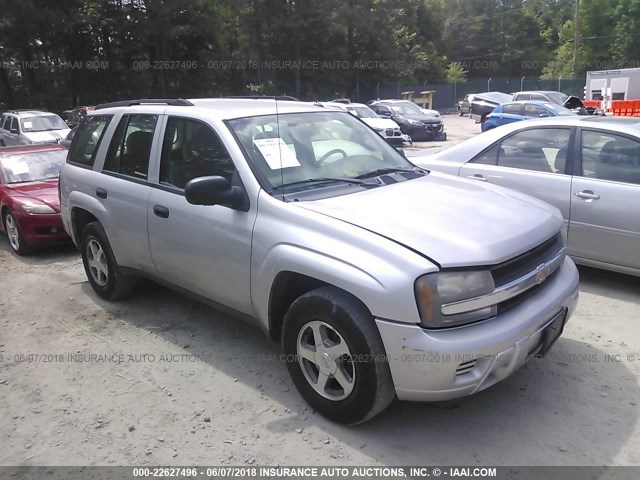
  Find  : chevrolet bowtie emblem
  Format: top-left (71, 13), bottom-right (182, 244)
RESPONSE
top-left (534, 264), bottom-right (551, 284)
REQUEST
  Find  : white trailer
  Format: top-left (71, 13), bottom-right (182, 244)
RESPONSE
top-left (586, 67), bottom-right (640, 101)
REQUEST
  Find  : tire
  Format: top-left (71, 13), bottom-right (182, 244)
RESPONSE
top-left (81, 221), bottom-right (136, 300)
top-left (3, 211), bottom-right (31, 255)
top-left (282, 286), bottom-right (395, 424)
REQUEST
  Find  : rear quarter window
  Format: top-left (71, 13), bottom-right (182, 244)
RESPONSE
top-left (67, 115), bottom-right (112, 167)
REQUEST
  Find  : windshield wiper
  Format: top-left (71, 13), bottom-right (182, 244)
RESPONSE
top-left (274, 177), bottom-right (377, 190)
top-left (355, 167), bottom-right (426, 179)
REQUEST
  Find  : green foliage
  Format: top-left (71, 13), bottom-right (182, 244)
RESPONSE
top-left (446, 62), bottom-right (468, 82)
top-left (0, 0), bottom-right (638, 109)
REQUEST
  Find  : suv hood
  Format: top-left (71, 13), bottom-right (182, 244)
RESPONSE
top-left (5, 181), bottom-right (61, 212)
top-left (402, 113), bottom-right (441, 124)
top-left (296, 172), bottom-right (562, 268)
top-left (23, 129), bottom-right (71, 144)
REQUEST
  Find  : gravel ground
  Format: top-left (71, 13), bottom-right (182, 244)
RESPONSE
top-left (1, 115), bottom-right (639, 466)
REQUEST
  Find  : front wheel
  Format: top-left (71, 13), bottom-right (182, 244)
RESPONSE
top-left (4, 211), bottom-right (31, 255)
top-left (282, 286), bottom-right (395, 424)
top-left (81, 222), bottom-right (136, 300)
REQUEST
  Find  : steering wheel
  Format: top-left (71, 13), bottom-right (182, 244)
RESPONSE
top-left (317, 148), bottom-right (347, 165)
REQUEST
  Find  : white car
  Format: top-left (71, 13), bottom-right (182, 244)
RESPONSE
top-left (0, 110), bottom-right (71, 146)
top-left (321, 102), bottom-right (411, 145)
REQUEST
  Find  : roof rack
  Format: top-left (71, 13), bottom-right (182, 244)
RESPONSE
top-left (94, 99), bottom-right (194, 110)
top-left (223, 95), bottom-right (299, 101)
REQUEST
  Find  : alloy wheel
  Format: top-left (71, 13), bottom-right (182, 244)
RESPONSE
top-left (87, 238), bottom-right (109, 287)
top-left (5, 214), bottom-right (20, 251)
top-left (296, 320), bottom-right (355, 401)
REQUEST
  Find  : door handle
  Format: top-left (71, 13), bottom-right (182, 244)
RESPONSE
top-left (153, 205), bottom-right (170, 218)
top-left (96, 188), bottom-right (107, 199)
top-left (467, 174), bottom-right (487, 182)
top-left (575, 190), bottom-right (600, 200)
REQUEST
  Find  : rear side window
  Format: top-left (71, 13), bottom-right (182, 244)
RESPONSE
top-left (67, 115), bottom-right (112, 167)
top-left (502, 104), bottom-right (521, 115)
top-left (104, 114), bottom-right (158, 180)
top-left (0, 115), bottom-right (6, 129)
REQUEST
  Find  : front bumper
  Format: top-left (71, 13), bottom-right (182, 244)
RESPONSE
top-left (376, 257), bottom-right (579, 401)
top-left (15, 210), bottom-right (69, 245)
top-left (405, 123), bottom-right (446, 141)
top-left (375, 128), bottom-right (412, 146)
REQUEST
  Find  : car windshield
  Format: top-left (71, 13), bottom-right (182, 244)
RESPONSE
top-left (20, 115), bottom-right (68, 132)
top-left (389, 103), bottom-right (422, 115)
top-left (228, 111), bottom-right (419, 193)
top-left (345, 106), bottom-right (378, 119)
top-left (0, 150), bottom-right (67, 183)
top-left (544, 103), bottom-right (575, 116)
top-left (546, 92), bottom-right (569, 105)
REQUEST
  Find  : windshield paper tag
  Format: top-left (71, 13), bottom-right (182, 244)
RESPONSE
top-left (253, 138), bottom-right (301, 170)
top-left (23, 121), bottom-right (33, 129)
top-left (9, 162), bottom-right (30, 175)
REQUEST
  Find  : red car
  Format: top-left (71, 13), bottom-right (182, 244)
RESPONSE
top-left (0, 144), bottom-right (69, 254)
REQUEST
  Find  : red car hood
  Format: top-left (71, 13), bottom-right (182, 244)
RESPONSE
top-left (4, 180), bottom-right (60, 212)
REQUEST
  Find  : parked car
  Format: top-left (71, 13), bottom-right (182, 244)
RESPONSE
top-left (66, 106), bottom-right (95, 128)
top-left (320, 101), bottom-right (411, 146)
top-left (457, 94), bottom-right (475, 116)
top-left (469, 92), bottom-right (514, 123)
top-left (0, 144), bottom-right (69, 254)
top-left (414, 116), bottom-right (640, 277)
top-left (511, 91), bottom-right (593, 115)
top-left (369, 100), bottom-right (446, 141)
top-left (0, 110), bottom-right (71, 146)
top-left (481, 101), bottom-right (576, 132)
top-left (60, 98), bottom-right (578, 423)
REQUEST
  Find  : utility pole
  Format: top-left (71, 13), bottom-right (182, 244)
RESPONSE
top-left (573, 0), bottom-right (580, 75)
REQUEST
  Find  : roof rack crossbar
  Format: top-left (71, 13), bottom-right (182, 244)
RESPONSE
top-left (222, 95), bottom-right (299, 101)
top-left (94, 99), bottom-right (194, 110)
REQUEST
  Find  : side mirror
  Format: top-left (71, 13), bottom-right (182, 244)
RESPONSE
top-left (185, 176), bottom-right (245, 209)
top-left (381, 111), bottom-right (392, 117)
top-left (539, 113), bottom-right (549, 118)
top-left (10, 127), bottom-right (19, 134)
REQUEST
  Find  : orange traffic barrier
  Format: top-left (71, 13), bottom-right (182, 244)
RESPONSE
top-left (610, 100), bottom-right (640, 117)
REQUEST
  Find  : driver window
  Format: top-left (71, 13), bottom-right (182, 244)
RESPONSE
top-left (159, 117), bottom-right (235, 190)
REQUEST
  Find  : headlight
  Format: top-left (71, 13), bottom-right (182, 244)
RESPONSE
top-left (407, 119), bottom-right (422, 125)
top-left (21, 202), bottom-right (56, 214)
top-left (415, 271), bottom-right (496, 328)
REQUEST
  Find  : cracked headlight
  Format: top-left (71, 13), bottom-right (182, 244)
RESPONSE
top-left (415, 271), bottom-right (496, 328)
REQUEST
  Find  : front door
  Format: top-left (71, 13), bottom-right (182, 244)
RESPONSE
top-left (569, 128), bottom-right (640, 269)
top-left (459, 126), bottom-right (574, 221)
top-left (147, 116), bottom-right (256, 315)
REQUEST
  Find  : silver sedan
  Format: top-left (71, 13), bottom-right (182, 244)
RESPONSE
top-left (414, 116), bottom-right (640, 277)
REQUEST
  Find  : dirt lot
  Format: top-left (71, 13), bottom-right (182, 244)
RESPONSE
top-left (1, 115), bottom-right (639, 467)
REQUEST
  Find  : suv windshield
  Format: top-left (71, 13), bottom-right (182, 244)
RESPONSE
top-left (389, 103), bottom-right (422, 115)
top-left (21, 115), bottom-right (68, 133)
top-left (546, 92), bottom-right (569, 105)
top-left (228, 111), bottom-right (419, 192)
top-left (345, 106), bottom-right (378, 119)
top-left (544, 103), bottom-right (575, 116)
top-left (0, 150), bottom-right (68, 183)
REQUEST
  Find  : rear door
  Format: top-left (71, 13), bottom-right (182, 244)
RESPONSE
top-left (459, 126), bottom-right (575, 221)
top-left (496, 103), bottom-right (525, 125)
top-left (569, 128), bottom-right (640, 269)
top-left (97, 113), bottom-right (160, 272)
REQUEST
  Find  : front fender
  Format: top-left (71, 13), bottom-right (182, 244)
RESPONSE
top-left (251, 242), bottom-right (423, 332)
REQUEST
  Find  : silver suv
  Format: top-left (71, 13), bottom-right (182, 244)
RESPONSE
top-left (59, 98), bottom-right (579, 424)
top-left (0, 110), bottom-right (71, 146)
